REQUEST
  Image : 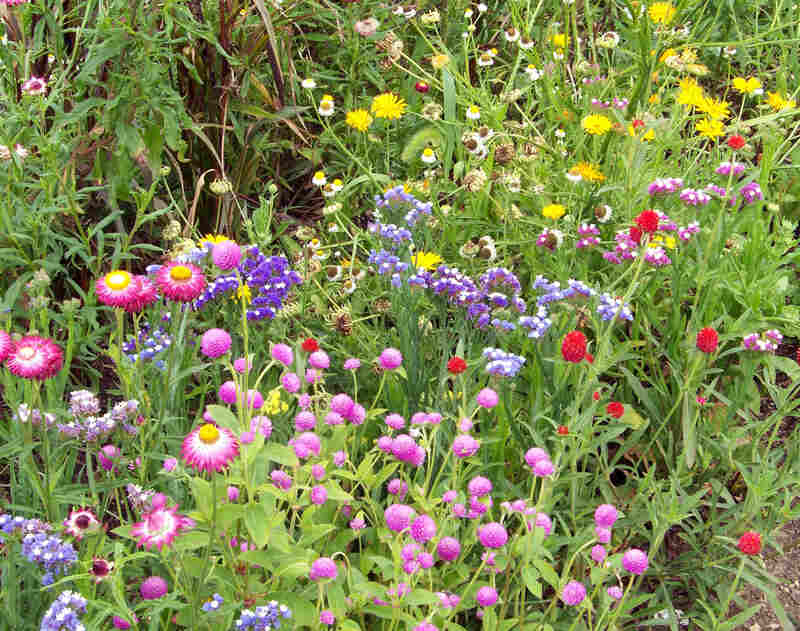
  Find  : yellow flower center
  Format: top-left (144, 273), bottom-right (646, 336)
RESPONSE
top-left (18, 346), bottom-right (36, 360)
top-left (170, 265), bottom-right (192, 281)
top-left (106, 271), bottom-right (131, 291)
top-left (198, 423), bottom-right (220, 444)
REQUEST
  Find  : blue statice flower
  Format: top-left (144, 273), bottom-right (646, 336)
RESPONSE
top-left (368, 250), bottom-right (410, 276)
top-left (367, 222), bottom-right (413, 245)
top-left (374, 185), bottom-right (433, 227)
top-left (21, 532), bottom-right (78, 585)
top-left (519, 306), bottom-right (553, 338)
top-left (490, 318), bottom-right (516, 332)
top-left (122, 323), bottom-right (172, 370)
top-left (40, 591), bottom-right (87, 631)
top-left (483, 347), bottom-right (526, 377)
top-left (597, 293), bottom-right (633, 321)
top-left (0, 514), bottom-right (52, 543)
top-left (234, 600), bottom-right (292, 630)
top-left (56, 414), bottom-right (116, 441)
top-left (202, 593), bottom-right (225, 612)
top-left (13, 404), bottom-right (56, 427)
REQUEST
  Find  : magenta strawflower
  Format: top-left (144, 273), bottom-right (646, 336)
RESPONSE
top-left (410, 515), bottom-right (437, 542)
top-left (21, 76), bottom-right (47, 95)
top-left (309, 557), bottom-right (338, 581)
top-left (200, 328), bottom-right (232, 358)
top-left (63, 508), bottom-right (101, 540)
top-left (140, 576), bottom-right (168, 600)
top-left (622, 548), bottom-right (649, 575)
top-left (561, 581), bottom-right (586, 606)
top-left (212, 240), bottom-right (242, 270)
top-left (0, 331), bottom-right (12, 361)
top-left (591, 545), bottom-right (607, 563)
top-left (468, 476), bottom-right (493, 497)
top-left (124, 276), bottom-right (158, 313)
top-left (437, 536), bottom-right (461, 562)
top-left (385, 504), bottom-right (415, 533)
top-left (155, 262), bottom-right (206, 302)
top-left (218, 380), bottom-right (238, 404)
top-left (594, 504), bottom-right (619, 528)
top-left (378, 347), bottom-right (403, 370)
top-left (181, 423), bottom-right (239, 472)
top-left (309, 350), bottom-right (330, 369)
top-left (95, 270), bottom-right (141, 308)
top-left (476, 388), bottom-right (499, 408)
top-left (5, 335), bottom-right (63, 380)
top-left (132, 505), bottom-right (194, 550)
top-left (271, 343), bottom-right (294, 367)
top-left (476, 586), bottom-right (498, 607)
top-left (478, 522), bottom-right (508, 548)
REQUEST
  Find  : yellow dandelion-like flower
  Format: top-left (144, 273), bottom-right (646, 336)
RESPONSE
top-left (695, 118), bottom-right (725, 140)
top-left (371, 93), bottom-right (407, 120)
top-left (411, 251), bottom-right (443, 271)
top-left (659, 48), bottom-right (677, 63)
top-left (551, 33), bottom-right (570, 49)
top-left (431, 54), bottom-right (450, 69)
top-left (652, 235), bottom-right (677, 250)
top-left (345, 109), bottom-right (373, 132)
top-left (542, 204), bottom-right (566, 220)
top-left (569, 163), bottom-right (605, 183)
top-left (676, 76), bottom-right (705, 109)
top-left (766, 91), bottom-right (796, 111)
top-left (236, 284), bottom-right (252, 304)
top-left (732, 77), bottom-right (762, 95)
top-left (199, 234), bottom-right (230, 248)
top-left (581, 114), bottom-right (613, 136)
top-left (648, 2), bottom-right (676, 24)
top-left (696, 96), bottom-right (730, 120)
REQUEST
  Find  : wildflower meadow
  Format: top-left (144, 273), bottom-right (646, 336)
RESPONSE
top-left (1, 0), bottom-right (800, 629)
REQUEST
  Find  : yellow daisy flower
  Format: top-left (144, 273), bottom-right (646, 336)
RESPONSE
top-left (695, 118), bottom-right (725, 139)
top-left (766, 91), bottom-right (796, 111)
top-left (569, 163), bottom-right (605, 183)
top-left (732, 77), bottom-right (762, 95)
top-left (345, 109), bottom-right (373, 132)
top-left (648, 2), bottom-right (676, 24)
top-left (581, 114), bottom-right (613, 136)
top-left (411, 251), bottom-right (443, 270)
top-left (371, 93), bottom-right (407, 120)
top-left (542, 204), bottom-right (566, 220)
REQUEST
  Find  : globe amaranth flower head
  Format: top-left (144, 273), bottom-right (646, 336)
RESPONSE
top-left (131, 503), bottom-right (194, 550)
top-left (452, 434), bottom-right (480, 458)
top-left (181, 423), bottom-right (239, 472)
top-left (141, 575), bottom-right (169, 600)
top-left (561, 580), bottom-right (587, 606)
top-left (309, 557), bottom-right (338, 581)
top-left (5, 335), bottom-right (63, 380)
top-left (594, 504), bottom-right (619, 528)
top-left (622, 548), bottom-right (649, 574)
top-left (476, 586), bottom-right (498, 607)
top-left (200, 328), bottom-right (232, 358)
top-left (385, 503), bottom-right (416, 532)
top-left (378, 347), bottom-right (403, 370)
top-left (40, 591), bottom-right (87, 631)
top-left (156, 262), bottom-right (206, 302)
top-left (478, 522), bottom-right (508, 548)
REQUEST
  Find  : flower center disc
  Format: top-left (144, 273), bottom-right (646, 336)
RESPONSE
top-left (106, 271), bottom-right (131, 290)
top-left (18, 346), bottom-right (36, 360)
top-left (169, 265), bottom-right (192, 281)
top-left (198, 423), bottom-right (220, 445)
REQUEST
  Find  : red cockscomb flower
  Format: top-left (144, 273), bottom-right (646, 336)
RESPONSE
top-left (737, 531), bottom-right (762, 555)
top-left (606, 402), bottom-right (625, 418)
top-left (302, 338), bottom-right (319, 352)
top-left (634, 209), bottom-right (660, 234)
top-left (727, 135), bottom-right (746, 150)
top-left (447, 357), bottom-right (467, 374)
top-left (696, 327), bottom-right (719, 353)
top-left (5, 336), bottom-right (63, 380)
top-left (561, 331), bottom-right (587, 363)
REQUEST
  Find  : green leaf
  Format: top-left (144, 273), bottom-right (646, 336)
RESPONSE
top-left (522, 566), bottom-right (541, 597)
top-left (298, 524), bottom-right (336, 548)
top-left (244, 502), bottom-right (271, 548)
top-left (260, 442), bottom-right (300, 467)
top-left (207, 404), bottom-right (240, 431)
top-left (533, 559), bottom-right (560, 589)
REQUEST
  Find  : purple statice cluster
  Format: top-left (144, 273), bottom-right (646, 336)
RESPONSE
top-left (367, 222), bottom-right (413, 245)
top-left (368, 249), bottom-right (410, 283)
top-left (0, 514), bottom-right (52, 543)
top-left (532, 276), bottom-right (634, 325)
top-left (519, 305), bottom-right (552, 338)
top-left (742, 329), bottom-right (782, 352)
top-left (193, 248), bottom-right (302, 320)
top-left (58, 393), bottom-right (140, 440)
top-left (233, 601), bottom-right (292, 630)
top-left (597, 293), bottom-right (634, 321)
top-left (715, 161), bottom-right (746, 177)
top-left (13, 403), bottom-right (56, 426)
top-left (679, 188), bottom-right (711, 206)
top-left (21, 532), bottom-right (78, 585)
top-left (374, 185), bottom-right (433, 227)
top-left (576, 223), bottom-right (601, 249)
top-left (40, 591), bottom-right (87, 631)
top-left (644, 245), bottom-right (671, 267)
top-left (202, 593), bottom-right (224, 613)
top-left (122, 322), bottom-right (171, 370)
top-left (704, 162), bottom-right (763, 208)
top-left (590, 96), bottom-right (628, 109)
top-left (483, 347), bottom-right (526, 377)
top-left (647, 177), bottom-right (684, 195)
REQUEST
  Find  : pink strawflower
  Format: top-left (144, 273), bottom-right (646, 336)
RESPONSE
top-left (21, 76), bottom-right (47, 95)
top-left (95, 270), bottom-right (141, 308)
top-left (309, 350), bottom-right (330, 369)
top-left (181, 423), bottom-right (239, 472)
top-left (140, 576), bottom-right (168, 600)
top-left (410, 515), bottom-right (437, 542)
top-left (385, 504), bottom-right (415, 532)
top-left (309, 557), bottom-right (338, 581)
top-left (212, 240), bottom-right (242, 270)
top-left (155, 262), bottom-right (205, 302)
top-left (622, 548), bottom-right (649, 575)
top-left (478, 522), bottom-right (508, 548)
top-left (452, 434), bottom-right (480, 458)
top-left (0, 331), bottom-right (12, 361)
top-left (595, 526), bottom-right (612, 543)
top-left (437, 536), bottom-right (461, 561)
top-left (476, 586), bottom-right (498, 607)
top-left (311, 485), bottom-right (328, 505)
top-left (594, 504), bottom-right (619, 528)
top-left (218, 380), bottom-right (237, 404)
top-left (124, 276), bottom-right (158, 313)
top-left (468, 476), bottom-right (492, 497)
top-left (63, 507), bottom-right (101, 540)
top-left (561, 580), bottom-right (586, 606)
top-left (343, 358), bottom-right (361, 370)
top-left (281, 372), bottom-right (301, 393)
top-left (5, 335), bottom-right (63, 380)
top-left (378, 347), bottom-right (403, 370)
top-left (200, 328), bottom-right (232, 358)
top-left (476, 388), bottom-right (499, 409)
top-left (271, 343), bottom-right (293, 367)
top-left (591, 545), bottom-right (607, 563)
top-left (132, 505), bottom-right (194, 550)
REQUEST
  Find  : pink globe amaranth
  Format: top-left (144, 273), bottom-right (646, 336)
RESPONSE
top-left (442, 490), bottom-right (457, 503)
top-left (347, 403), bottom-right (366, 425)
top-left (385, 504), bottom-right (415, 533)
top-left (452, 434), bottom-right (480, 458)
top-left (333, 450), bottom-right (347, 467)
top-left (281, 372), bottom-right (301, 393)
top-left (233, 357), bottom-right (251, 373)
top-left (607, 586), bottom-right (623, 600)
top-left (97, 444), bottom-right (120, 471)
top-left (594, 503), bottom-right (619, 528)
top-left (476, 586), bottom-right (498, 607)
top-left (595, 526), bottom-right (612, 543)
top-left (387, 478), bottom-right (408, 498)
top-left (622, 548), bottom-right (649, 575)
top-left (410, 446), bottom-right (426, 467)
top-left (413, 623), bottom-right (438, 631)
top-left (324, 411), bottom-right (343, 426)
top-left (271, 470), bottom-right (292, 490)
top-left (251, 415), bottom-right (272, 438)
top-left (391, 434), bottom-right (418, 462)
top-left (245, 389), bottom-right (264, 410)
top-left (437, 536), bottom-right (461, 562)
top-left (468, 475), bottom-right (493, 498)
top-left (227, 486), bottom-right (240, 502)
top-left (270, 343), bottom-right (293, 367)
top-left (385, 413), bottom-right (406, 430)
top-left (112, 616), bottom-right (134, 630)
top-left (200, 328), bottom-right (232, 358)
top-left (308, 350), bottom-right (330, 369)
top-left (591, 545), bottom-right (607, 563)
top-left (418, 552), bottom-right (434, 569)
top-left (305, 368), bottom-right (320, 384)
top-left (476, 387), bottom-right (499, 408)
top-left (309, 557), bottom-right (338, 581)
top-left (320, 610), bottom-right (335, 625)
top-left (377, 435), bottom-right (394, 453)
top-left (343, 358), bottom-right (361, 370)
top-left (311, 464), bottom-right (326, 481)
top-left (401, 543), bottom-right (421, 561)
top-left (330, 393), bottom-right (354, 417)
top-left (478, 522), bottom-right (508, 548)
top-left (140, 576), bottom-right (168, 600)
top-left (561, 580), bottom-right (586, 606)
top-left (295, 432), bottom-right (321, 457)
top-left (298, 393), bottom-right (311, 409)
top-left (218, 380), bottom-right (238, 404)
top-left (310, 485), bottom-right (328, 505)
top-left (294, 411), bottom-right (317, 431)
top-left (163, 457), bottom-right (178, 472)
top-left (459, 418), bottom-right (473, 432)
top-left (524, 447), bottom-right (549, 468)
top-left (378, 347), bottom-right (403, 370)
top-left (240, 431), bottom-right (255, 445)
top-left (533, 459), bottom-right (555, 477)
top-left (403, 558), bottom-right (419, 574)
top-left (410, 515), bottom-right (437, 543)
top-left (211, 240), bottom-right (242, 270)
top-left (411, 412), bottom-right (428, 425)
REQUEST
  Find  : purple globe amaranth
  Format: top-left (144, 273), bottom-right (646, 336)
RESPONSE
top-left (330, 393), bottom-right (354, 417)
top-left (524, 447), bottom-right (549, 468)
top-left (410, 515), bottom-right (437, 543)
top-left (437, 536), bottom-right (461, 561)
top-left (467, 475), bottom-right (493, 497)
top-left (594, 503), bottom-right (619, 528)
top-left (270, 343), bottom-right (293, 367)
top-left (385, 504), bottom-right (415, 533)
top-left (476, 586), bottom-right (498, 607)
top-left (140, 576), bottom-right (168, 600)
top-left (309, 557), bottom-right (338, 581)
top-left (476, 387), bottom-right (499, 408)
top-left (200, 328), bottom-right (232, 358)
top-left (622, 548), bottom-right (649, 575)
top-left (378, 347), bottom-right (403, 370)
top-left (561, 580), bottom-right (586, 606)
top-left (478, 522), bottom-right (508, 548)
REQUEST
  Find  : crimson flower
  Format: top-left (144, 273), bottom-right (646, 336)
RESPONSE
top-left (727, 135), bottom-right (746, 150)
top-left (447, 357), bottom-right (467, 374)
top-left (606, 402), bottom-right (624, 418)
top-left (634, 209), bottom-right (659, 234)
top-left (696, 327), bottom-right (719, 353)
top-left (738, 531), bottom-right (762, 555)
top-left (561, 331), bottom-right (587, 363)
top-left (302, 338), bottom-right (319, 352)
